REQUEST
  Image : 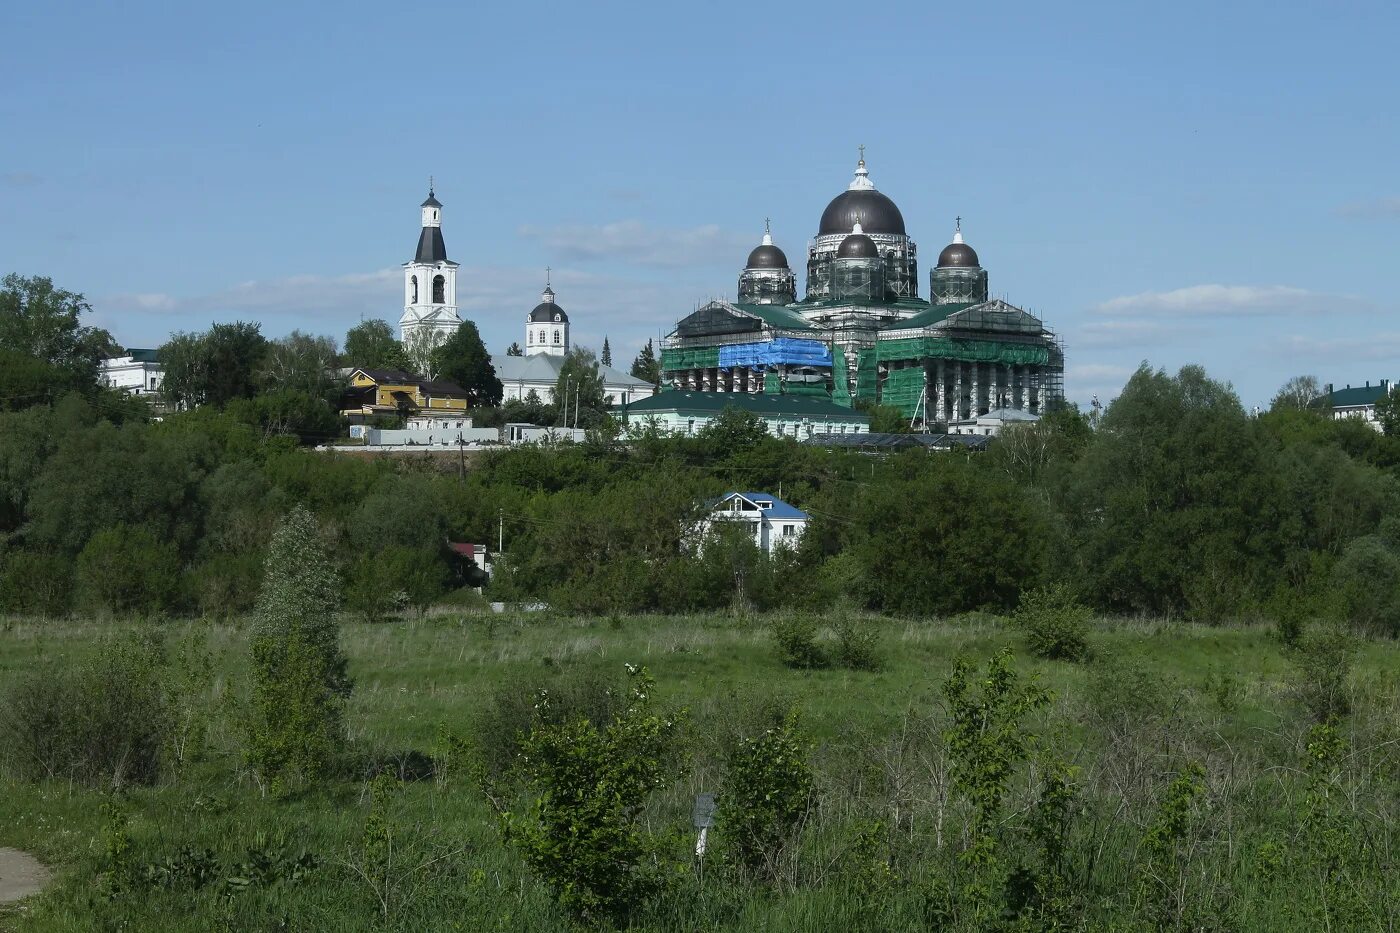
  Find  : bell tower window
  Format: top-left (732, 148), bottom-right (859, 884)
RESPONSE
top-left (433, 275), bottom-right (445, 304)
top-left (411, 275), bottom-right (418, 303)
top-left (553, 330), bottom-right (561, 345)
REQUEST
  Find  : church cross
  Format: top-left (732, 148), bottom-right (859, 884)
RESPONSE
top-left (764, 216), bottom-right (771, 234)
top-left (429, 174), bottom-right (434, 194)
top-left (858, 144), bottom-right (865, 162)
top-left (545, 266), bottom-right (551, 287)
top-left (955, 215), bottom-right (962, 231)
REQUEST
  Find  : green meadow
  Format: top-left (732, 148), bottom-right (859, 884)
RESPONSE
top-left (1, 612), bottom-right (1396, 931)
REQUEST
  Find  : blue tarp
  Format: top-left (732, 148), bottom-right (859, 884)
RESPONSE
top-left (717, 337), bottom-right (832, 369)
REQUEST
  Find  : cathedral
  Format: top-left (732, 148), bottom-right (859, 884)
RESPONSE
top-left (662, 153), bottom-right (1063, 425)
top-left (397, 187), bottom-right (655, 407)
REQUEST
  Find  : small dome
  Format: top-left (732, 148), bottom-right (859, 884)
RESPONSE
top-left (746, 243), bottom-right (789, 269)
top-left (527, 285), bottom-right (568, 323)
top-left (421, 190), bottom-right (442, 209)
top-left (937, 241), bottom-right (979, 268)
top-left (837, 223), bottom-right (879, 259)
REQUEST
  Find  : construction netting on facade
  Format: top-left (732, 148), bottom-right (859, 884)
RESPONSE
top-left (831, 346), bottom-right (852, 408)
top-left (717, 337), bottom-right (831, 369)
top-left (855, 349), bottom-right (879, 402)
top-left (881, 367), bottom-right (926, 417)
top-left (661, 346), bottom-right (721, 372)
top-left (876, 336), bottom-right (1051, 367)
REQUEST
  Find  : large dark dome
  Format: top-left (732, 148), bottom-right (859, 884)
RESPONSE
top-left (820, 189), bottom-right (906, 236)
top-left (746, 243), bottom-right (789, 269)
top-left (837, 230), bottom-right (879, 259)
top-left (937, 241), bottom-right (980, 268)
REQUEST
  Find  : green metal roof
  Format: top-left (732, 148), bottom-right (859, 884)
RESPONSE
top-left (730, 303), bottom-right (814, 331)
top-left (1325, 382), bottom-right (1392, 408)
top-left (795, 296), bottom-right (933, 313)
top-left (125, 348), bottom-right (160, 363)
top-left (618, 391), bottom-right (869, 421)
top-left (886, 303), bottom-right (974, 330)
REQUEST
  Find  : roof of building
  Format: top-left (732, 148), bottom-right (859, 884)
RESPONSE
top-left (529, 301), bottom-right (569, 323)
top-left (729, 302), bottom-right (814, 331)
top-left (350, 368), bottom-right (467, 398)
top-left (1326, 382), bottom-right (1391, 408)
top-left (837, 227), bottom-right (880, 258)
top-left (719, 491), bottom-right (809, 520)
top-left (746, 242), bottom-right (789, 269)
top-left (421, 190), bottom-right (442, 209)
top-left (889, 302), bottom-right (975, 329)
top-left (111, 348), bottom-right (160, 363)
top-left (819, 158), bottom-right (907, 236)
top-left (414, 225), bottom-right (449, 264)
top-left (492, 352), bottom-right (653, 390)
top-left (620, 390), bottom-right (869, 421)
top-left (937, 241), bottom-right (980, 268)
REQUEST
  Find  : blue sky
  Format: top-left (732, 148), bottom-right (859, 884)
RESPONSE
top-left (3, 0), bottom-right (1397, 407)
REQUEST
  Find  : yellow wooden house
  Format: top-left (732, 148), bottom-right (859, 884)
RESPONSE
top-left (342, 368), bottom-right (471, 423)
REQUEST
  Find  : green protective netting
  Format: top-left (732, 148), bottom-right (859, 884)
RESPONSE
top-left (855, 349), bottom-right (879, 402)
top-left (875, 336), bottom-right (1050, 367)
top-left (830, 346), bottom-right (852, 408)
top-left (783, 382), bottom-right (831, 398)
top-left (882, 367), bottom-right (926, 418)
top-left (661, 346), bottom-right (720, 371)
top-left (763, 371), bottom-right (781, 394)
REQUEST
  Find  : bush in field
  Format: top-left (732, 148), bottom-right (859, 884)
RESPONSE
top-left (246, 506), bottom-right (350, 793)
top-left (504, 665), bottom-right (684, 927)
top-left (0, 634), bottom-right (169, 787)
top-left (1289, 624), bottom-right (1355, 722)
top-left (1330, 535), bottom-right (1400, 637)
top-left (717, 707), bottom-right (813, 883)
top-left (833, 616), bottom-right (883, 671)
top-left (0, 548), bottom-right (71, 616)
top-left (347, 546), bottom-right (450, 622)
top-left (770, 615), bottom-right (828, 669)
top-left (1013, 584), bottom-right (1092, 662)
top-left (75, 524), bottom-right (181, 616)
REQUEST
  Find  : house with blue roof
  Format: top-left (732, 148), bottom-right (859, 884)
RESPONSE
top-left (694, 491), bottom-right (810, 554)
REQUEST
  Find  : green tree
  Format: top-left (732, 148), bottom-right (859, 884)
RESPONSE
top-left (1372, 386), bottom-right (1400, 435)
top-left (505, 341), bottom-right (524, 357)
top-left (600, 336), bottom-right (612, 367)
top-left (0, 274), bottom-right (118, 390)
top-left (246, 506), bottom-right (351, 792)
top-left (1270, 374), bottom-right (1324, 413)
top-left (261, 330), bottom-right (339, 396)
top-left (552, 347), bottom-right (608, 427)
top-left (343, 319), bottom-right (409, 370)
top-left (75, 524), bottom-right (182, 616)
top-left (630, 338), bottom-right (661, 387)
top-left (158, 321), bottom-right (267, 409)
top-left (431, 322), bottom-right (502, 406)
top-left (865, 402), bottom-right (911, 433)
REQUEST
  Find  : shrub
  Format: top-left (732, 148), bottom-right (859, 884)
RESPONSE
top-left (1014, 584), bottom-right (1092, 662)
top-left (770, 615), bottom-right (828, 669)
top-left (0, 634), bottom-right (169, 787)
top-left (833, 616), bottom-right (883, 671)
top-left (0, 548), bottom-right (71, 616)
top-left (1289, 624), bottom-right (1355, 721)
top-left (75, 524), bottom-right (181, 616)
top-left (504, 665), bottom-right (684, 926)
top-left (246, 506), bottom-right (351, 793)
top-left (347, 546), bottom-right (450, 621)
top-left (717, 707), bottom-right (813, 883)
top-left (1330, 535), bottom-right (1400, 637)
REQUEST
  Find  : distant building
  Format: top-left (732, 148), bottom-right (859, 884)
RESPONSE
top-left (341, 368), bottom-right (470, 424)
top-left (494, 284), bottom-right (656, 406)
top-left (100, 349), bottom-right (162, 396)
top-left (949, 406), bottom-right (1041, 437)
top-left (617, 390), bottom-right (869, 439)
top-left (1320, 380), bottom-right (1392, 430)
top-left (399, 187), bottom-right (461, 346)
top-left (694, 491), bottom-right (810, 554)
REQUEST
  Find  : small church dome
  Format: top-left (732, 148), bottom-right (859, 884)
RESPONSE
top-left (837, 223), bottom-right (879, 259)
top-left (746, 243), bottom-right (789, 269)
top-left (937, 219), bottom-right (980, 268)
top-left (528, 285), bottom-right (569, 323)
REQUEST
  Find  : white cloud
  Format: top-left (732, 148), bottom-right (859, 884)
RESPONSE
top-left (1094, 284), bottom-right (1366, 318)
top-left (1274, 333), bottom-right (1400, 363)
top-left (1075, 318), bottom-right (1189, 348)
top-left (1069, 362), bottom-right (1134, 382)
top-left (1336, 197), bottom-right (1400, 219)
top-left (517, 220), bottom-right (751, 268)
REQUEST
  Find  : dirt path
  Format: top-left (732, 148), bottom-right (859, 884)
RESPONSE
top-left (0, 848), bottom-right (50, 904)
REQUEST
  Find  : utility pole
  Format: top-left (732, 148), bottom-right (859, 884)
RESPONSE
top-left (498, 508), bottom-right (504, 555)
top-left (457, 434), bottom-right (465, 480)
top-left (573, 383), bottom-right (580, 429)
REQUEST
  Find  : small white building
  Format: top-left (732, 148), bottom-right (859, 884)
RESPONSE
top-left (1321, 380), bottom-right (1392, 430)
top-left (617, 391), bottom-right (869, 439)
top-left (949, 406), bottom-right (1040, 437)
top-left (100, 349), bottom-right (163, 396)
top-left (693, 491), bottom-right (810, 554)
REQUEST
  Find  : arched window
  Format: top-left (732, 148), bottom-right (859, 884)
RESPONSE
top-left (411, 275), bottom-right (418, 303)
top-left (539, 330), bottom-right (546, 343)
top-left (432, 275), bottom-right (445, 304)
top-left (553, 330), bottom-right (561, 345)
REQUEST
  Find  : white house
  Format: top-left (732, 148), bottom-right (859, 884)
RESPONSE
top-left (949, 406), bottom-right (1040, 437)
top-left (100, 349), bottom-right (163, 396)
top-left (1321, 381), bottom-right (1393, 430)
top-left (693, 491), bottom-right (810, 554)
top-left (617, 391), bottom-right (869, 439)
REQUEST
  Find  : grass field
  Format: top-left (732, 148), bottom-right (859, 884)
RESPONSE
top-left (1, 611), bottom-right (1397, 931)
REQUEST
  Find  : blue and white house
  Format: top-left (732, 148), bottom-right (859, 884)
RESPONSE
top-left (694, 491), bottom-right (810, 554)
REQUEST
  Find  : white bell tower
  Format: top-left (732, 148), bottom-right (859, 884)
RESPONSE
top-left (399, 181), bottom-right (461, 347)
top-left (525, 272), bottom-right (570, 358)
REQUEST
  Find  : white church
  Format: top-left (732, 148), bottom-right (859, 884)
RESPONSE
top-left (398, 186), bottom-right (656, 407)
